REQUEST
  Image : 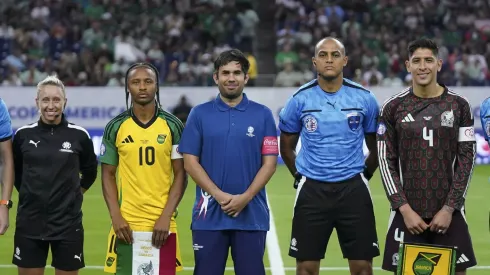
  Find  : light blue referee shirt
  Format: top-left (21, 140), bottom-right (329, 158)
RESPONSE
top-left (279, 79), bottom-right (379, 182)
top-left (0, 98), bottom-right (13, 142)
top-left (481, 97), bottom-right (490, 142)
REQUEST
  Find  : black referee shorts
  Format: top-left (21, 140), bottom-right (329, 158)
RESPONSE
top-left (289, 174), bottom-right (380, 261)
top-left (12, 227), bottom-right (85, 271)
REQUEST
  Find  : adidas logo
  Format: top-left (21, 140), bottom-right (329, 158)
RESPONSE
top-left (122, 135), bottom-right (134, 143)
top-left (401, 113), bottom-right (415, 122)
top-left (457, 253), bottom-right (469, 264)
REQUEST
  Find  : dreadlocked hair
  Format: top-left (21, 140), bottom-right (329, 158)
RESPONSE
top-left (125, 62), bottom-right (161, 110)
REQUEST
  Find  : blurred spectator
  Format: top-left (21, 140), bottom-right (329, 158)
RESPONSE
top-left (20, 63), bottom-right (47, 86)
top-left (274, 61), bottom-right (304, 87)
top-left (1, 0), bottom-right (257, 87)
top-left (276, 43), bottom-right (299, 69)
top-left (382, 70), bottom-right (404, 87)
top-left (274, 0), bottom-right (490, 87)
top-left (246, 51), bottom-right (258, 86)
top-left (2, 68), bottom-right (22, 86)
top-left (172, 95), bottom-right (193, 124)
top-left (106, 72), bottom-right (124, 87)
top-left (363, 66), bottom-right (383, 87)
top-left (237, 2), bottom-right (260, 53)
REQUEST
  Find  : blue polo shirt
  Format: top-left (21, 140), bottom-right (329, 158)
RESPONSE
top-left (0, 98), bottom-right (13, 142)
top-left (179, 93), bottom-right (278, 231)
top-left (279, 78), bottom-right (379, 182)
top-left (481, 97), bottom-right (490, 142)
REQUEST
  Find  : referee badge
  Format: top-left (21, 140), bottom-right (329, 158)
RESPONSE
top-left (486, 120), bottom-right (490, 137)
top-left (304, 115), bottom-right (318, 132)
top-left (347, 112), bottom-right (361, 131)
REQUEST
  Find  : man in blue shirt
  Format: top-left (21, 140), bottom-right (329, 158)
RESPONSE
top-left (179, 49), bottom-right (278, 275)
top-left (0, 98), bottom-right (14, 235)
top-left (481, 97), bottom-right (490, 146)
top-left (279, 37), bottom-right (380, 275)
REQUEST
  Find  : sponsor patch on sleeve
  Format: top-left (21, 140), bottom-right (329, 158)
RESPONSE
top-left (262, 136), bottom-right (279, 155)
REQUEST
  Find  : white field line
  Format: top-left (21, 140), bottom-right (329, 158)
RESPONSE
top-left (1, 265), bottom-right (490, 271)
top-left (266, 195), bottom-right (286, 275)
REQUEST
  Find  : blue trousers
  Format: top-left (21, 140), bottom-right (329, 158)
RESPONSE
top-left (192, 230), bottom-right (267, 275)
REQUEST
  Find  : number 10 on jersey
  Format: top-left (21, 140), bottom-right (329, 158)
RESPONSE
top-left (423, 127), bottom-right (434, 147)
top-left (139, 146), bottom-right (155, 166)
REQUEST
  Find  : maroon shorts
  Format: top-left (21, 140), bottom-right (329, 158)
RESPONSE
top-left (382, 209), bottom-right (477, 272)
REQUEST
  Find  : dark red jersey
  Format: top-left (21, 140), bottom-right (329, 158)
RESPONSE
top-left (376, 86), bottom-right (476, 218)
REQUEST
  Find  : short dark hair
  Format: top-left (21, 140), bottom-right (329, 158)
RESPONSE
top-left (214, 49), bottom-right (250, 74)
top-left (408, 38), bottom-right (439, 58)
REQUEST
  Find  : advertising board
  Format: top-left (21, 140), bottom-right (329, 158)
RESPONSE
top-left (2, 87), bottom-right (489, 164)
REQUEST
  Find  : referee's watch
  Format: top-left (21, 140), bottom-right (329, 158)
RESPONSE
top-left (0, 200), bottom-right (13, 209)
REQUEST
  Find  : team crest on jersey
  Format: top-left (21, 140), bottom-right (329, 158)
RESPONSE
top-left (157, 134), bottom-right (167, 144)
top-left (377, 122), bottom-right (386, 135)
top-left (303, 115), bottom-right (318, 132)
top-left (441, 109), bottom-right (454, 127)
top-left (347, 112), bottom-right (361, 131)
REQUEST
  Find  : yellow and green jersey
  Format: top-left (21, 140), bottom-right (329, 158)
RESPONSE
top-left (100, 106), bottom-right (184, 231)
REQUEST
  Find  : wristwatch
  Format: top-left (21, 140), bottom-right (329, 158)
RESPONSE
top-left (0, 200), bottom-right (13, 209)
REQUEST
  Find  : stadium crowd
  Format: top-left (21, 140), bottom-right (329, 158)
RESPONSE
top-left (2, 0), bottom-right (490, 88)
top-left (0, 0), bottom-right (258, 87)
top-left (274, 0), bottom-right (490, 87)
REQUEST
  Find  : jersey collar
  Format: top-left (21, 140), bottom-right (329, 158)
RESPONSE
top-left (38, 114), bottom-right (68, 129)
top-left (130, 104), bottom-right (159, 129)
top-left (215, 93), bottom-right (249, 112)
top-left (409, 83), bottom-right (449, 98)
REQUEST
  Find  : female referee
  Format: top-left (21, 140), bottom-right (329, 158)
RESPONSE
top-left (11, 75), bottom-right (98, 275)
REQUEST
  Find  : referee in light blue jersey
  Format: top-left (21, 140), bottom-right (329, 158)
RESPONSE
top-left (0, 98), bottom-right (14, 235)
top-left (279, 37), bottom-right (380, 275)
top-left (481, 96), bottom-right (490, 146)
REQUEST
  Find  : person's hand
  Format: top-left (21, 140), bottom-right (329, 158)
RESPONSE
top-left (0, 206), bottom-right (9, 235)
top-left (152, 215), bottom-right (171, 248)
top-left (111, 213), bottom-right (133, 244)
top-left (429, 206), bottom-right (453, 234)
top-left (293, 172), bottom-right (302, 189)
top-left (399, 204), bottom-right (429, 235)
top-left (214, 191), bottom-right (233, 207)
top-left (221, 194), bottom-right (252, 217)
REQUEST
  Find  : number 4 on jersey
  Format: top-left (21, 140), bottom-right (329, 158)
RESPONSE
top-left (423, 127), bottom-right (434, 147)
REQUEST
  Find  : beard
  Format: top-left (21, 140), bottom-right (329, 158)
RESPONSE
top-left (219, 86), bottom-right (243, 100)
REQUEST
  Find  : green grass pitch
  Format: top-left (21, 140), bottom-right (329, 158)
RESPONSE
top-left (1, 165), bottom-right (489, 275)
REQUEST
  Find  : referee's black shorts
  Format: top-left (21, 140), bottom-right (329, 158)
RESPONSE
top-left (288, 174), bottom-right (380, 261)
